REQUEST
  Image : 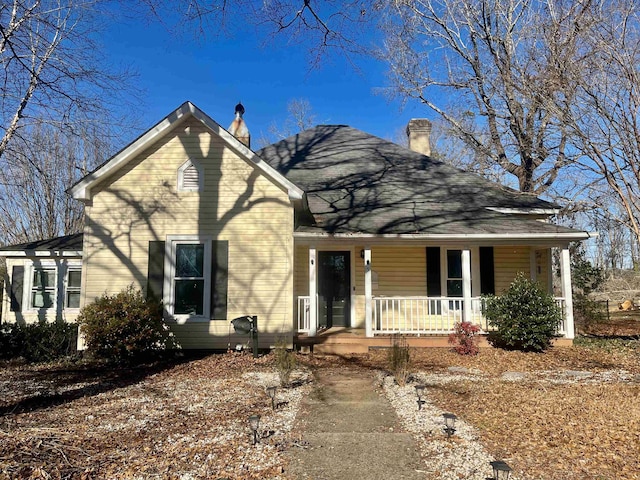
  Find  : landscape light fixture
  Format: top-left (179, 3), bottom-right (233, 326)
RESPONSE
top-left (489, 460), bottom-right (512, 480)
top-left (249, 414), bottom-right (261, 445)
top-left (443, 413), bottom-right (457, 438)
top-left (414, 384), bottom-right (426, 410)
top-left (267, 386), bottom-right (277, 410)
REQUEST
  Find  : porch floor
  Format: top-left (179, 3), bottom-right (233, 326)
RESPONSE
top-left (295, 328), bottom-right (572, 354)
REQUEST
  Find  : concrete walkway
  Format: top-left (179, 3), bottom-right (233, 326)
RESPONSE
top-left (286, 368), bottom-right (425, 479)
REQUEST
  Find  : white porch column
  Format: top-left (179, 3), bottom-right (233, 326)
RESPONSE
top-left (309, 247), bottom-right (317, 337)
top-left (560, 246), bottom-right (575, 339)
top-left (364, 246), bottom-right (373, 338)
top-left (462, 248), bottom-right (472, 322)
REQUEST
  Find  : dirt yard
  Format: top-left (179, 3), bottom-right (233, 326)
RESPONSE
top-left (585, 309), bottom-right (640, 336)
top-left (1, 343), bottom-right (640, 479)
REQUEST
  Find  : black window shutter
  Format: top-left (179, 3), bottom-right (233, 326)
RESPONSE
top-left (147, 241), bottom-right (165, 301)
top-left (479, 246), bottom-right (495, 295)
top-left (10, 265), bottom-right (24, 312)
top-left (211, 240), bottom-right (228, 320)
top-left (426, 247), bottom-right (441, 296)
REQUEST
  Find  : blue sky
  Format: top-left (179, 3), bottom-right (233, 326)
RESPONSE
top-left (103, 10), bottom-right (427, 146)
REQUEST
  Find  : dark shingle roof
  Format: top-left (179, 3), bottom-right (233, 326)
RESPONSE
top-left (0, 233), bottom-right (83, 252)
top-left (257, 125), bottom-right (573, 236)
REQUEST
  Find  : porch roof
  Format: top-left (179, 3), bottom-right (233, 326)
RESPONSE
top-left (257, 125), bottom-right (587, 239)
top-left (0, 233), bottom-right (83, 257)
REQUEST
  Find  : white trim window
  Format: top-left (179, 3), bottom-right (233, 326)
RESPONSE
top-left (30, 266), bottom-right (56, 309)
top-left (65, 266), bottom-right (82, 309)
top-left (164, 236), bottom-right (211, 322)
top-left (19, 260), bottom-right (82, 314)
top-left (177, 158), bottom-right (204, 192)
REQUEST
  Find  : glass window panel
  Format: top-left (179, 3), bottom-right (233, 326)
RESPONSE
top-left (66, 291), bottom-right (81, 309)
top-left (174, 279), bottom-right (204, 315)
top-left (33, 269), bottom-right (56, 288)
top-left (32, 291), bottom-right (54, 309)
top-left (68, 270), bottom-right (82, 287)
top-left (176, 244), bottom-right (204, 278)
top-left (447, 250), bottom-right (462, 279)
top-left (447, 279), bottom-right (463, 297)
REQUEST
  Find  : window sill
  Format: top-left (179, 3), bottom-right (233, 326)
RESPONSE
top-left (167, 315), bottom-right (212, 325)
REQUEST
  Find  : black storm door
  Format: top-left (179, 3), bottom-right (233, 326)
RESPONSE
top-left (318, 251), bottom-right (351, 328)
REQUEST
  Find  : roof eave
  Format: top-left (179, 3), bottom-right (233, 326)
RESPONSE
top-left (70, 102), bottom-right (304, 202)
top-left (293, 231), bottom-right (591, 242)
top-left (0, 250), bottom-right (83, 257)
top-left (188, 107), bottom-right (304, 200)
top-left (486, 207), bottom-right (561, 215)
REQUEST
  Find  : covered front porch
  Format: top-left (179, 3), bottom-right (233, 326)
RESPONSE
top-left (293, 241), bottom-right (575, 342)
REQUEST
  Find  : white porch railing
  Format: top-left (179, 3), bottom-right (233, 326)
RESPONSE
top-left (297, 296), bottom-right (311, 333)
top-left (296, 295), bottom-right (568, 336)
top-left (373, 296), bottom-right (488, 335)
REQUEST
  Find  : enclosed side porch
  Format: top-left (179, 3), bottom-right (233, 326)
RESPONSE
top-left (293, 241), bottom-right (575, 342)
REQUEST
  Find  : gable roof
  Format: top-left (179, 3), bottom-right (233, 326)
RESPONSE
top-left (69, 101), bottom-right (303, 202)
top-left (0, 233), bottom-right (83, 257)
top-left (257, 125), bottom-right (588, 240)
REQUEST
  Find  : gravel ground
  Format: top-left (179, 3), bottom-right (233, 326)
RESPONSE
top-left (2, 345), bottom-right (639, 479)
top-left (380, 373), bottom-right (511, 480)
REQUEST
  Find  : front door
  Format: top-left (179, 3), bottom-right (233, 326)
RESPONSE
top-left (318, 251), bottom-right (351, 328)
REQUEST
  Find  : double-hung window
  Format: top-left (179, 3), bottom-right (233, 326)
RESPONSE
top-left (30, 268), bottom-right (56, 309)
top-left (66, 268), bottom-right (82, 309)
top-left (165, 237), bottom-right (212, 320)
top-left (24, 260), bottom-right (82, 311)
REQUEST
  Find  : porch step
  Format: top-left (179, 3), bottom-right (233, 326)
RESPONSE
top-left (313, 343), bottom-right (370, 355)
top-left (296, 328), bottom-right (494, 353)
top-left (298, 332), bottom-right (572, 353)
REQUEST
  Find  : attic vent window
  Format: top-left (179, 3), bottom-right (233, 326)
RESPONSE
top-left (178, 159), bottom-right (203, 192)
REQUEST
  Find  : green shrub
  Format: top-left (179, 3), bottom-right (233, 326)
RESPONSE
top-left (388, 336), bottom-right (411, 385)
top-left (483, 273), bottom-right (562, 352)
top-left (571, 245), bottom-right (604, 295)
top-left (78, 285), bottom-right (173, 362)
top-left (0, 321), bottom-right (77, 362)
top-left (573, 295), bottom-right (608, 333)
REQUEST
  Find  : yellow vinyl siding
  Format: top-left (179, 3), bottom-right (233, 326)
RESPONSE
top-left (366, 246), bottom-right (427, 296)
top-left (83, 118), bottom-right (294, 349)
top-left (294, 245), bottom-right (309, 301)
top-left (494, 246), bottom-right (532, 294)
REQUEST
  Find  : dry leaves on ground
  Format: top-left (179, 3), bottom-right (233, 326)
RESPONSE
top-left (1, 341), bottom-right (639, 480)
top-left (0, 353), bottom-right (312, 480)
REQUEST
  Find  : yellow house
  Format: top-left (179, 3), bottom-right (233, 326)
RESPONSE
top-left (0, 102), bottom-right (591, 351)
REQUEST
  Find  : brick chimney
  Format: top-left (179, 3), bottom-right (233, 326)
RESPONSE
top-left (406, 119), bottom-right (432, 156)
top-left (228, 102), bottom-right (250, 148)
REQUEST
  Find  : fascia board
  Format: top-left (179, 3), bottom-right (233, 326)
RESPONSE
top-left (70, 102), bottom-right (194, 201)
top-left (0, 250), bottom-right (83, 257)
top-left (486, 207), bottom-right (561, 215)
top-left (189, 107), bottom-right (304, 200)
top-left (71, 102), bottom-right (304, 202)
top-left (293, 231), bottom-right (591, 241)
